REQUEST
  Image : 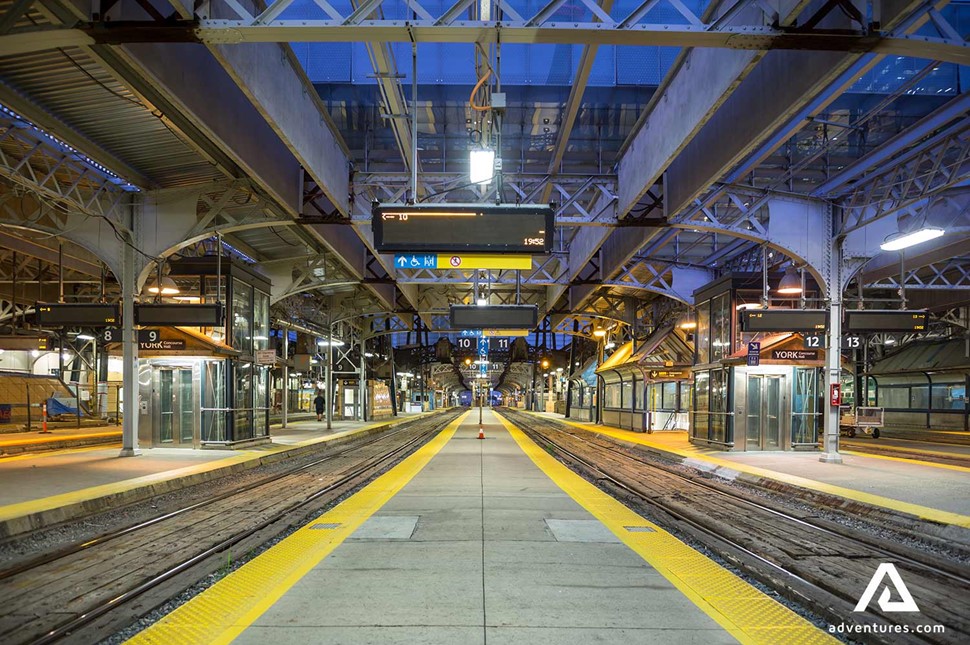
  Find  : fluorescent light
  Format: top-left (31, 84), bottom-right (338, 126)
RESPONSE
top-left (469, 149), bottom-right (495, 184)
top-left (317, 339), bottom-right (345, 347)
top-left (364, 352), bottom-right (375, 358)
top-left (880, 227), bottom-right (945, 251)
top-left (398, 372), bottom-right (414, 377)
top-left (736, 303), bottom-right (761, 311)
top-left (476, 296), bottom-right (488, 307)
top-left (679, 321), bottom-right (697, 330)
top-left (76, 333), bottom-right (95, 341)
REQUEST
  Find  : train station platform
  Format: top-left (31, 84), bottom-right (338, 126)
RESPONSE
top-left (536, 412), bottom-right (970, 529)
top-left (0, 412), bottom-right (431, 539)
top-left (128, 409), bottom-right (834, 645)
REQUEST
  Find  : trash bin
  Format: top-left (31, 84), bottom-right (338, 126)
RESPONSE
top-left (0, 404), bottom-right (11, 423)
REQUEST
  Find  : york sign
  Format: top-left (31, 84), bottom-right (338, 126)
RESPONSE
top-left (770, 349), bottom-right (819, 360)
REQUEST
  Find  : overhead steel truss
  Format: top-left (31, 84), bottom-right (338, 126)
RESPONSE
top-left (867, 257), bottom-right (970, 291)
top-left (838, 123), bottom-right (970, 236)
top-left (4, 0), bottom-right (967, 63)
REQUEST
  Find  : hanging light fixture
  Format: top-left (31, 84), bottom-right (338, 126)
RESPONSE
top-left (147, 275), bottom-right (180, 296)
top-left (880, 227), bottom-right (945, 251)
top-left (776, 266), bottom-right (802, 295)
top-left (469, 149), bottom-right (495, 185)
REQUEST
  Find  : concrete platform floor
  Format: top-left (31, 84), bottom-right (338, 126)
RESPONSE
top-left (538, 413), bottom-right (970, 519)
top-left (0, 414), bottom-right (420, 507)
top-left (231, 409), bottom-right (741, 645)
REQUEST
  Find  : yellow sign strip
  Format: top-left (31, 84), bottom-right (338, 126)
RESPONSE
top-left (436, 253), bottom-right (533, 270)
top-left (126, 411), bottom-right (468, 645)
top-left (496, 413), bottom-right (838, 645)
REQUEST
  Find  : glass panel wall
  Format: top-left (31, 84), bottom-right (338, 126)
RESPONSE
top-left (254, 365), bottom-right (269, 437)
top-left (693, 370), bottom-right (709, 439)
top-left (662, 382), bottom-right (678, 409)
top-left (696, 300), bottom-right (711, 364)
top-left (710, 368), bottom-right (729, 443)
top-left (710, 293), bottom-right (731, 362)
top-left (202, 360), bottom-right (226, 442)
top-left (791, 367), bottom-right (819, 444)
top-left (234, 361), bottom-right (253, 439)
top-left (604, 382), bottom-right (622, 408)
top-left (253, 290), bottom-right (270, 352)
top-left (232, 278), bottom-right (253, 355)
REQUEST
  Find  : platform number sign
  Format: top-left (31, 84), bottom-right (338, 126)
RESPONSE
top-left (803, 334), bottom-right (823, 349)
top-left (101, 327), bottom-right (118, 343)
top-left (842, 335), bottom-right (862, 350)
top-left (138, 329), bottom-right (160, 343)
top-left (456, 337), bottom-right (475, 351)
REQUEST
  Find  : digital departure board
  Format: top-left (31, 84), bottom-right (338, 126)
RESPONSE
top-left (740, 309), bottom-right (828, 333)
top-left (35, 303), bottom-right (119, 327)
top-left (845, 310), bottom-right (928, 332)
top-left (450, 305), bottom-right (539, 330)
top-left (373, 203), bottom-right (554, 254)
top-left (134, 303), bottom-right (224, 327)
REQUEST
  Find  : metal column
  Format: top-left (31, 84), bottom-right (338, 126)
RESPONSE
top-left (119, 220), bottom-right (140, 457)
top-left (358, 335), bottom-right (366, 422)
top-left (281, 330), bottom-right (289, 428)
top-left (820, 226), bottom-right (843, 464)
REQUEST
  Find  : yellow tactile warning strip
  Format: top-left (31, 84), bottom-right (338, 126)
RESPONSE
top-left (125, 411), bottom-right (469, 645)
top-left (0, 412), bottom-right (439, 525)
top-left (546, 414), bottom-right (970, 530)
top-left (496, 414), bottom-right (838, 645)
top-left (0, 443), bottom-right (122, 462)
top-left (839, 448), bottom-right (970, 473)
top-left (0, 430), bottom-right (121, 447)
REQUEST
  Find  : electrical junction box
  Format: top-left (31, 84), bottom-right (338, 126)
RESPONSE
top-left (491, 93), bottom-right (506, 109)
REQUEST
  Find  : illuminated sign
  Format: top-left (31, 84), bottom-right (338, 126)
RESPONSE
top-left (35, 303), bottom-right (119, 327)
top-left (393, 254), bottom-right (533, 270)
top-left (740, 309), bottom-right (828, 333)
top-left (770, 349), bottom-right (820, 361)
top-left (844, 310), bottom-right (927, 333)
top-left (0, 336), bottom-right (50, 351)
top-left (374, 203), bottom-right (554, 254)
top-left (450, 305), bottom-right (539, 330)
top-left (134, 303), bottom-right (224, 327)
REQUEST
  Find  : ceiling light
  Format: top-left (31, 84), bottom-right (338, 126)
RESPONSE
top-left (147, 276), bottom-right (180, 295)
top-left (476, 296), bottom-right (488, 307)
top-left (317, 339), bottom-right (345, 347)
top-left (469, 149), bottom-right (495, 184)
top-left (592, 327), bottom-right (606, 337)
top-left (76, 333), bottom-right (95, 341)
top-left (776, 266), bottom-right (802, 295)
top-left (736, 303), bottom-right (761, 311)
top-left (679, 320), bottom-right (697, 330)
top-left (880, 227), bottom-right (945, 251)
top-left (31, 349), bottom-right (40, 357)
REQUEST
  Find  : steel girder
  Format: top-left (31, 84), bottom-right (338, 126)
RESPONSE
top-left (4, 0), bottom-right (967, 62)
top-left (866, 256), bottom-right (970, 291)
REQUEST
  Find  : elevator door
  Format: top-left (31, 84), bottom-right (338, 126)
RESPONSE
top-left (745, 374), bottom-right (783, 450)
top-left (158, 368), bottom-right (195, 445)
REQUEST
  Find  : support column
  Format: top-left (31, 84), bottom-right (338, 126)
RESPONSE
top-left (820, 221), bottom-right (843, 464)
top-left (119, 220), bottom-right (141, 457)
top-left (358, 335), bottom-right (366, 422)
top-left (281, 330), bottom-right (289, 428)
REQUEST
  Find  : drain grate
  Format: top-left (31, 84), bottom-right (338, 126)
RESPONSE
top-left (624, 526), bottom-right (656, 533)
top-left (310, 523), bottom-right (341, 530)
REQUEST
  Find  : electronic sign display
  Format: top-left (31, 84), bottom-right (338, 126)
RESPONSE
top-left (35, 303), bottom-right (119, 327)
top-left (740, 309), bottom-right (828, 333)
top-left (373, 203), bottom-right (554, 254)
top-left (134, 303), bottom-right (224, 327)
top-left (450, 305), bottom-right (539, 330)
top-left (844, 310), bottom-right (928, 333)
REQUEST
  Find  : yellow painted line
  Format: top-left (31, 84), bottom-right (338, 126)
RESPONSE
top-left (0, 412), bottom-right (440, 525)
top-left (543, 414), bottom-right (970, 530)
top-left (0, 443), bottom-right (122, 462)
top-left (843, 440), bottom-right (970, 460)
top-left (496, 414), bottom-right (837, 645)
top-left (0, 430), bottom-right (122, 447)
top-left (126, 411), bottom-right (469, 645)
top-left (839, 449), bottom-right (970, 474)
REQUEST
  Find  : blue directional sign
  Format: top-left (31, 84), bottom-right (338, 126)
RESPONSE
top-left (394, 254), bottom-right (436, 269)
top-left (479, 336), bottom-right (489, 376)
top-left (746, 342), bottom-right (761, 367)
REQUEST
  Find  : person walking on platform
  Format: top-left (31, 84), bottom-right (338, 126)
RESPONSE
top-left (314, 391), bottom-right (326, 422)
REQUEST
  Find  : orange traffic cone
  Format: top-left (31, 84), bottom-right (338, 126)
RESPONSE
top-left (477, 425), bottom-right (485, 440)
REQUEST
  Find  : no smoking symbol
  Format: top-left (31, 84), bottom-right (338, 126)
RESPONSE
top-left (450, 256), bottom-right (461, 267)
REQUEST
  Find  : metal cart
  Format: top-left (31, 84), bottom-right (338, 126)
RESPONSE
top-left (839, 406), bottom-right (883, 439)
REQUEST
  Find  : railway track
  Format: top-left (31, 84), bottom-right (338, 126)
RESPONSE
top-left (0, 409), bottom-right (462, 645)
top-left (500, 409), bottom-right (970, 645)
